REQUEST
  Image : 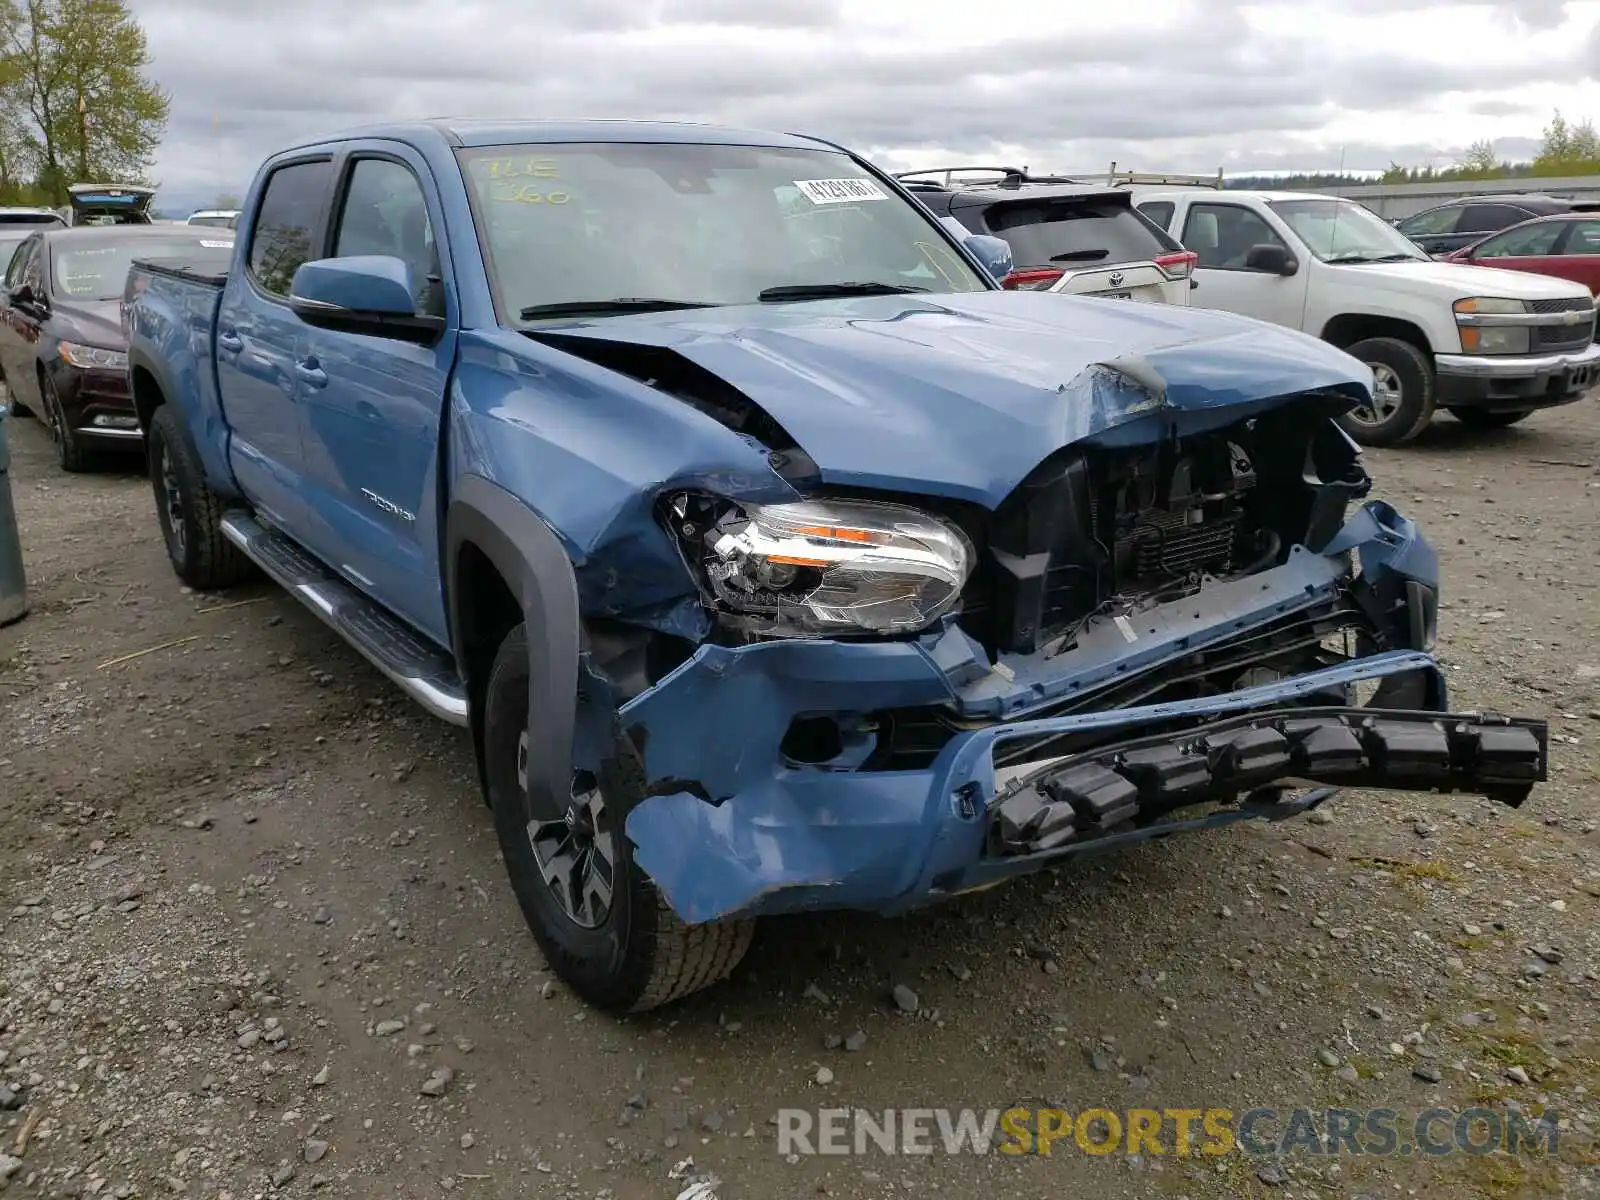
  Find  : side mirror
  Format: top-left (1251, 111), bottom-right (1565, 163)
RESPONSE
top-left (963, 234), bottom-right (1014, 282)
top-left (288, 255), bottom-right (443, 343)
top-left (11, 283), bottom-right (40, 310)
top-left (1244, 243), bottom-right (1298, 276)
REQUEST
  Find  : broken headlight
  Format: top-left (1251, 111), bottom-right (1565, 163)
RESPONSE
top-left (697, 498), bottom-right (974, 637)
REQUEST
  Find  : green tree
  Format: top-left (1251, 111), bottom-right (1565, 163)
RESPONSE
top-left (1, 0), bottom-right (167, 204)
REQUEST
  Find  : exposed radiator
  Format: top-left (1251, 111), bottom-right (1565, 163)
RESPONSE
top-left (1118, 508), bottom-right (1241, 579)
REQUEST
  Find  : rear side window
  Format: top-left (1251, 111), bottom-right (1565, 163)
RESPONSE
top-left (983, 199), bottom-right (1177, 268)
top-left (1457, 204), bottom-right (1531, 234)
top-left (1135, 200), bottom-right (1174, 231)
top-left (248, 160), bottom-right (334, 296)
top-left (1475, 221), bottom-right (1564, 258)
top-left (1562, 219), bottom-right (1600, 254)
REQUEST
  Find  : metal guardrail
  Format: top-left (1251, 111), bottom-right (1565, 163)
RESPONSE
top-left (0, 391), bottom-right (30, 626)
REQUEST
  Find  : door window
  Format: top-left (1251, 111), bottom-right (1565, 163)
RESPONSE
top-left (4, 236), bottom-right (37, 289)
top-left (1456, 204), bottom-right (1532, 234)
top-left (333, 158), bottom-right (443, 316)
top-left (1559, 219), bottom-right (1600, 254)
top-left (248, 159), bottom-right (334, 296)
top-left (1473, 221), bottom-right (1564, 258)
top-left (1181, 203), bottom-right (1289, 270)
top-left (1398, 205), bottom-right (1461, 236)
top-left (1136, 200), bottom-right (1174, 231)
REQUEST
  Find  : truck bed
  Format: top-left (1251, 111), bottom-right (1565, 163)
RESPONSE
top-left (128, 254), bottom-right (231, 290)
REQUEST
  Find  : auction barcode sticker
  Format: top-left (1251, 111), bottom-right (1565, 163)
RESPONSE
top-left (793, 178), bottom-right (889, 205)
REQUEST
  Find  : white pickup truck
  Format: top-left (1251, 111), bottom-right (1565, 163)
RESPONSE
top-left (1126, 185), bottom-right (1600, 445)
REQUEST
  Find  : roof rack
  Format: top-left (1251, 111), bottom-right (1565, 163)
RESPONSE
top-left (1104, 162), bottom-right (1225, 189)
top-left (893, 166), bottom-right (1084, 191)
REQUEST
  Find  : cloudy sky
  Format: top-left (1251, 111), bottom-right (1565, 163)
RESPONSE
top-left (127, 0), bottom-right (1600, 207)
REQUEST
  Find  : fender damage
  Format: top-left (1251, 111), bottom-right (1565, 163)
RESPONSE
top-left (469, 294), bottom-right (1549, 927)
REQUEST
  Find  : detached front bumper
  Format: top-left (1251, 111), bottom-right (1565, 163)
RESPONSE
top-left (614, 500), bottom-right (1547, 926)
top-left (1434, 342), bottom-right (1600, 412)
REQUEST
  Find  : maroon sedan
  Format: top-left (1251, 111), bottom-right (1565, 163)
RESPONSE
top-left (1444, 212), bottom-right (1600, 295)
top-left (0, 224), bottom-right (233, 471)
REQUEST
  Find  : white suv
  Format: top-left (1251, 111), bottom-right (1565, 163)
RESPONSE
top-left (903, 167), bottom-right (1196, 305)
top-left (1127, 184), bottom-right (1600, 445)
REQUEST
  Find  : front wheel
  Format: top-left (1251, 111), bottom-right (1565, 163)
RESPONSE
top-left (1447, 408), bottom-right (1531, 430)
top-left (484, 623), bottom-right (754, 1013)
top-left (40, 372), bottom-right (92, 472)
top-left (1338, 337), bottom-right (1437, 447)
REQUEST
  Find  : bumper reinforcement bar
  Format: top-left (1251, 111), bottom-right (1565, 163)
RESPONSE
top-left (991, 707), bottom-right (1547, 857)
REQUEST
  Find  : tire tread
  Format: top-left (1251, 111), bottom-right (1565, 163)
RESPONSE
top-left (150, 405), bottom-right (253, 589)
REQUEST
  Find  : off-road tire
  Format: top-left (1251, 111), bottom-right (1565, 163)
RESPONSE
top-left (484, 622), bottom-right (755, 1013)
top-left (40, 370), bottom-right (92, 472)
top-left (1447, 407), bottom-right (1531, 430)
top-left (147, 404), bottom-right (254, 589)
top-left (1339, 336), bottom-right (1436, 447)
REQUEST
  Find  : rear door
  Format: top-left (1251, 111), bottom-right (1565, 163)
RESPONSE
top-left (1549, 218), bottom-right (1600, 294)
top-left (68, 187), bottom-right (155, 226)
top-left (1180, 200), bottom-right (1310, 327)
top-left (1446, 203), bottom-right (1537, 254)
top-left (293, 145), bottom-right (456, 643)
top-left (216, 156), bottom-right (334, 532)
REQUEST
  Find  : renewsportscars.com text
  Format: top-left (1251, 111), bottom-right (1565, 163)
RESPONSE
top-left (776, 1106), bottom-right (1561, 1158)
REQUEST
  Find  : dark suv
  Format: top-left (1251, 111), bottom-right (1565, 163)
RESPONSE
top-left (1395, 193), bottom-right (1600, 257)
top-left (899, 167), bottom-right (1197, 304)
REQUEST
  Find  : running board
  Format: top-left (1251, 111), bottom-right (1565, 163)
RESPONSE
top-left (220, 513), bottom-right (469, 726)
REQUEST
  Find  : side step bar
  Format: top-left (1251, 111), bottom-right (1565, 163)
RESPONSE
top-left (220, 513), bottom-right (469, 726)
top-left (993, 706), bottom-right (1547, 856)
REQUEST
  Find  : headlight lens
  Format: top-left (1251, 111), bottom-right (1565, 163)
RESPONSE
top-left (701, 498), bottom-right (974, 637)
top-left (1454, 296), bottom-right (1526, 315)
top-left (1453, 297), bottom-right (1532, 355)
top-left (58, 341), bottom-right (128, 371)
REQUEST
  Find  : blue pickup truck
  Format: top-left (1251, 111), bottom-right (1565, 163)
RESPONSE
top-left (122, 119), bottom-right (1548, 1014)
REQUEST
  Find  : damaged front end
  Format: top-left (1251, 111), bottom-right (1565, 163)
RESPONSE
top-left (562, 372), bottom-right (1546, 926)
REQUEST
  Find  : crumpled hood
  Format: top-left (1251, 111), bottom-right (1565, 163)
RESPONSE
top-left (539, 291), bottom-right (1373, 507)
top-left (49, 298), bottom-right (125, 349)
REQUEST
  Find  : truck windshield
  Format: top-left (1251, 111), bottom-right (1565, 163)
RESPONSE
top-left (1267, 198), bottom-right (1427, 263)
top-left (457, 142), bottom-right (988, 320)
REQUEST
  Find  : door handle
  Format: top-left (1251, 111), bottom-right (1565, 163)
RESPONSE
top-left (295, 359), bottom-right (329, 389)
top-left (217, 330), bottom-right (243, 353)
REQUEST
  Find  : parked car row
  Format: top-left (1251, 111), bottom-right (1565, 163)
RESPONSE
top-left (895, 164), bottom-right (1599, 446)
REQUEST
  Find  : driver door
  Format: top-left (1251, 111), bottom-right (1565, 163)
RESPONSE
top-left (1181, 202), bottom-right (1310, 328)
top-left (0, 237), bottom-right (46, 412)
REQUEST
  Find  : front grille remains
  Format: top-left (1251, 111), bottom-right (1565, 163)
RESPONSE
top-left (1533, 320), bottom-right (1595, 351)
top-left (1528, 296), bottom-right (1593, 314)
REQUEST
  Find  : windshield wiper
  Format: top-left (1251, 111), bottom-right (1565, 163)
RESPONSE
top-left (1324, 254), bottom-right (1377, 264)
top-left (1048, 248), bottom-right (1110, 262)
top-left (1325, 253), bottom-right (1422, 265)
top-left (518, 298), bottom-right (716, 320)
top-left (758, 281), bottom-right (929, 301)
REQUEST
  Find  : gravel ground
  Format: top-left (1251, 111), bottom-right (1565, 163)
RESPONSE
top-left (1, 403), bottom-right (1598, 1200)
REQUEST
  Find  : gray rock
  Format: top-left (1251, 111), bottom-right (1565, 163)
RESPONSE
top-left (270, 1163), bottom-right (296, 1189)
top-left (1506, 1066), bottom-right (1531, 1085)
top-left (823, 1033), bottom-right (843, 1051)
top-left (802, 982), bottom-right (831, 1005)
top-left (844, 1030), bottom-right (868, 1053)
top-left (460, 1133), bottom-right (475, 1150)
top-left (421, 1066), bottom-right (455, 1097)
top-left (0, 1085), bottom-right (22, 1111)
top-left (1413, 1065), bottom-right (1442, 1084)
top-left (815, 1066), bottom-right (834, 1085)
top-left (1317, 1048), bottom-right (1342, 1068)
top-left (1256, 1160), bottom-right (1288, 1186)
top-left (0, 1154), bottom-right (22, 1184)
top-left (1414, 820), bottom-right (1436, 838)
top-left (1536, 946), bottom-right (1564, 965)
top-left (1335, 1065), bottom-right (1359, 1084)
top-left (701, 1111), bottom-right (725, 1133)
top-left (891, 984), bottom-right (919, 1014)
top-left (237, 1030), bottom-right (261, 1050)
top-left (373, 1019), bottom-right (405, 1037)
top-left (303, 1140), bottom-right (329, 1164)
top-left (311, 1065), bottom-right (330, 1087)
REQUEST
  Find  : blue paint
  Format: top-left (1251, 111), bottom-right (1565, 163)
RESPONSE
top-left (289, 255), bottom-right (419, 315)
